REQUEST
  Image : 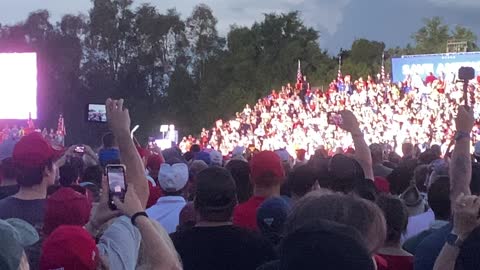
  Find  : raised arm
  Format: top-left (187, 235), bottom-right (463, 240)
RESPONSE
top-left (106, 99), bottom-right (149, 208)
top-left (434, 194), bottom-right (480, 270)
top-left (340, 110), bottom-right (374, 180)
top-left (449, 105), bottom-right (474, 202)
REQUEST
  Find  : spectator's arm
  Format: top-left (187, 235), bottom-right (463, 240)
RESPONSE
top-left (434, 194), bottom-right (480, 270)
top-left (83, 145), bottom-right (99, 165)
top-left (450, 105), bottom-right (474, 203)
top-left (339, 110), bottom-right (374, 180)
top-left (114, 186), bottom-right (182, 270)
top-left (106, 99), bottom-right (149, 208)
top-left (55, 145), bottom-right (76, 167)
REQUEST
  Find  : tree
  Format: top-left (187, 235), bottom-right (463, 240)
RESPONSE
top-left (412, 17), bottom-right (450, 54)
top-left (451, 25), bottom-right (478, 51)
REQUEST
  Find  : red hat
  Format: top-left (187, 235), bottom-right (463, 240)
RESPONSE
top-left (250, 151), bottom-right (285, 181)
top-left (40, 226), bottom-right (99, 270)
top-left (136, 146), bottom-right (149, 159)
top-left (13, 132), bottom-right (63, 168)
top-left (374, 176), bottom-right (390, 194)
top-left (43, 188), bottom-right (92, 235)
top-left (147, 154), bottom-right (164, 172)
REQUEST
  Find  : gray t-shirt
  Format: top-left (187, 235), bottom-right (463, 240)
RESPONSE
top-left (97, 216), bottom-right (141, 270)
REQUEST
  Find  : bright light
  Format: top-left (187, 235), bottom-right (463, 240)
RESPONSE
top-left (0, 53), bottom-right (37, 119)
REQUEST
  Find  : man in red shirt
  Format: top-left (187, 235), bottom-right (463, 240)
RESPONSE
top-left (233, 151), bottom-right (285, 231)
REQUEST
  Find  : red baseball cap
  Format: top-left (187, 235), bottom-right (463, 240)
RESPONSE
top-left (43, 188), bottom-right (92, 235)
top-left (250, 151), bottom-right (285, 181)
top-left (13, 132), bottom-right (63, 168)
top-left (40, 225), bottom-right (99, 270)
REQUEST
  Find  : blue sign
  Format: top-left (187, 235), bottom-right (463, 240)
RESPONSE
top-left (391, 52), bottom-right (480, 82)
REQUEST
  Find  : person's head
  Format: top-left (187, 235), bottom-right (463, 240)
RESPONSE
top-left (43, 188), bottom-right (91, 235)
top-left (278, 220), bottom-right (375, 270)
top-left (285, 192), bottom-right (386, 254)
top-left (376, 195), bottom-right (409, 245)
top-left (194, 167), bottom-right (237, 222)
top-left (102, 132), bottom-right (116, 148)
top-left (413, 164), bottom-right (429, 193)
top-left (40, 226), bottom-right (99, 270)
top-left (59, 163), bottom-right (80, 187)
top-left (225, 160), bottom-right (252, 203)
top-left (427, 176), bottom-right (451, 221)
top-left (146, 154), bottom-right (164, 180)
top-left (328, 154), bottom-right (365, 193)
top-left (287, 165), bottom-right (318, 199)
top-left (369, 143), bottom-right (384, 164)
top-left (250, 151), bottom-right (285, 190)
top-left (13, 132), bottom-right (60, 188)
top-left (402, 142), bottom-right (414, 157)
top-left (430, 144), bottom-right (442, 158)
top-left (0, 158), bottom-right (16, 183)
top-left (257, 197), bottom-right (290, 245)
top-left (190, 144), bottom-right (201, 153)
top-left (209, 150), bottom-right (223, 167)
top-left (158, 162), bottom-right (189, 196)
top-left (0, 218), bottom-right (39, 270)
top-left (387, 159), bottom-right (417, 195)
top-left (177, 202), bottom-right (196, 232)
top-left (81, 165), bottom-right (103, 187)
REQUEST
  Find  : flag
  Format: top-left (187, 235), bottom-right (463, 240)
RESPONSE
top-left (57, 114), bottom-right (66, 137)
top-left (337, 55), bottom-right (343, 82)
top-left (297, 60), bottom-right (303, 84)
top-left (381, 52), bottom-right (385, 80)
top-left (27, 112), bottom-right (34, 129)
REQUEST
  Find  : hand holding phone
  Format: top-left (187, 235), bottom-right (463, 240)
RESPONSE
top-left (327, 112), bottom-right (343, 126)
top-left (106, 164), bottom-right (127, 210)
top-left (74, 145), bottom-right (85, 153)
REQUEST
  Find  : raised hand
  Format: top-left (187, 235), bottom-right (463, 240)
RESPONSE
top-left (106, 98), bottom-right (131, 134)
top-left (452, 193), bottom-right (480, 240)
top-left (455, 105), bottom-right (474, 133)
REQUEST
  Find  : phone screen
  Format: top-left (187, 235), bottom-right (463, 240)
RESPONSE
top-left (107, 165), bottom-right (127, 209)
top-left (74, 146), bottom-right (85, 153)
top-left (327, 112), bottom-right (343, 126)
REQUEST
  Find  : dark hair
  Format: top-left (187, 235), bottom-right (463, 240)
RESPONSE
top-left (376, 195), bottom-right (409, 244)
top-left (402, 143), bottom-right (414, 157)
top-left (288, 165), bottom-right (317, 198)
top-left (59, 164), bottom-right (80, 187)
top-left (102, 132), bottom-right (116, 148)
top-left (195, 167), bottom-right (237, 222)
top-left (190, 144), bottom-right (201, 153)
top-left (428, 177), bottom-right (451, 220)
top-left (387, 159), bottom-right (417, 195)
top-left (225, 160), bottom-right (252, 203)
top-left (0, 158), bottom-right (17, 180)
top-left (414, 165), bottom-right (429, 193)
top-left (81, 165), bottom-right (103, 187)
top-left (16, 160), bottom-right (54, 187)
top-left (352, 179), bottom-right (379, 202)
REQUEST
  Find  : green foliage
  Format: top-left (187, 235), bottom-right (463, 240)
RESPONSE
top-left (0, 4), bottom-right (477, 144)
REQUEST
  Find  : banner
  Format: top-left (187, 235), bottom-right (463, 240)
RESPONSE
top-left (391, 52), bottom-right (480, 82)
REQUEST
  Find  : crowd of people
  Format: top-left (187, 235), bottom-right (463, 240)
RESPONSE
top-left (0, 95), bottom-right (480, 269)
top-left (180, 71), bottom-right (480, 160)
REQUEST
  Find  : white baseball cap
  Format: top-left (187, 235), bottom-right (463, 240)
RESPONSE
top-left (210, 150), bottom-right (223, 166)
top-left (158, 163), bottom-right (189, 192)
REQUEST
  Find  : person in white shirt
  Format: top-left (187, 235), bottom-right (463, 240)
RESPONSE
top-left (146, 162), bottom-right (189, 234)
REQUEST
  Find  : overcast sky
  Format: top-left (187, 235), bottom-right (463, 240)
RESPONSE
top-left (1, 0), bottom-right (480, 53)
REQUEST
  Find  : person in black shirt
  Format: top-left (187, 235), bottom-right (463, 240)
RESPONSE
top-left (0, 158), bottom-right (19, 200)
top-left (171, 167), bottom-right (276, 270)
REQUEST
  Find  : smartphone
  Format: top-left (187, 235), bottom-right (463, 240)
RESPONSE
top-left (74, 145), bottom-right (85, 153)
top-left (327, 112), bottom-right (343, 126)
top-left (106, 164), bottom-right (127, 210)
top-left (87, 103), bottom-right (107, 123)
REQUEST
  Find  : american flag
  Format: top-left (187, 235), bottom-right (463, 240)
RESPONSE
top-left (337, 55), bottom-right (343, 82)
top-left (297, 60), bottom-right (303, 84)
top-left (381, 52), bottom-right (385, 80)
top-left (57, 114), bottom-right (66, 137)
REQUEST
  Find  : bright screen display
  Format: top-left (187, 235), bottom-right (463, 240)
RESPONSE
top-left (0, 53), bottom-right (37, 119)
top-left (391, 52), bottom-right (480, 83)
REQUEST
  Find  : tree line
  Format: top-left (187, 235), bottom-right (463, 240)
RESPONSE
top-left (0, 0), bottom-right (477, 145)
